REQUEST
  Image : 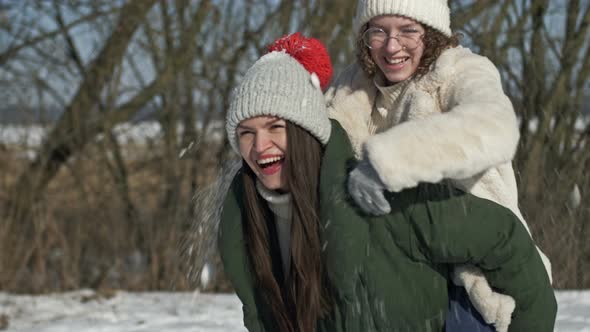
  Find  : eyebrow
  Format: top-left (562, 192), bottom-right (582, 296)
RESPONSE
top-left (370, 23), bottom-right (421, 30)
top-left (237, 118), bottom-right (284, 130)
top-left (400, 23), bottom-right (421, 29)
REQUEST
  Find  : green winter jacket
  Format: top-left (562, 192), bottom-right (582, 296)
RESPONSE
top-left (218, 120), bottom-right (556, 332)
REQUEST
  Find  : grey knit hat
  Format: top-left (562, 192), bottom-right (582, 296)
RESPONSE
top-left (353, 0), bottom-right (452, 37)
top-left (226, 33), bottom-right (333, 154)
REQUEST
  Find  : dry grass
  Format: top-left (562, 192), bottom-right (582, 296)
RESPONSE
top-left (0, 139), bottom-right (588, 293)
top-left (525, 186), bottom-right (590, 289)
top-left (0, 140), bottom-right (232, 293)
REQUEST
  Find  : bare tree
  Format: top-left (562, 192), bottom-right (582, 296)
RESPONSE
top-left (0, 0), bottom-right (361, 292)
top-left (1, 0), bottom-right (157, 290)
top-left (455, 0), bottom-right (590, 288)
top-left (2, 0), bottom-right (585, 292)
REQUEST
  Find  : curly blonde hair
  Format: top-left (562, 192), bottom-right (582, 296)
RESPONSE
top-left (356, 23), bottom-right (461, 79)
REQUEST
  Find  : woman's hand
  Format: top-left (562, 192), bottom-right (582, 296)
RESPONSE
top-left (347, 160), bottom-right (391, 215)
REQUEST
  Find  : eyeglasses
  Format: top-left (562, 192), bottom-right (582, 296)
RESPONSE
top-left (362, 27), bottom-right (424, 50)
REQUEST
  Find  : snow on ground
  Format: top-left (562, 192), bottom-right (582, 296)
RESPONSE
top-left (556, 290), bottom-right (590, 331)
top-left (0, 121), bottom-right (225, 147)
top-left (0, 290), bottom-right (588, 331)
top-left (0, 116), bottom-right (586, 151)
top-left (0, 122), bottom-right (224, 160)
top-left (0, 290), bottom-right (246, 332)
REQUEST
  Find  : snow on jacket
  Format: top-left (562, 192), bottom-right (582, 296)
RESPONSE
top-left (325, 46), bottom-right (552, 330)
top-left (217, 120), bottom-right (557, 331)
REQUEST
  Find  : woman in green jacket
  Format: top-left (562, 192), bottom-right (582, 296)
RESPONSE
top-left (219, 33), bottom-right (556, 331)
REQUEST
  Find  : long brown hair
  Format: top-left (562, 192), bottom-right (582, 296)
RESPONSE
top-left (356, 23), bottom-right (461, 78)
top-left (240, 121), bottom-right (327, 331)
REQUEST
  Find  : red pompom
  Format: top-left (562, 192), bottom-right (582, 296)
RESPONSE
top-left (267, 32), bottom-right (333, 91)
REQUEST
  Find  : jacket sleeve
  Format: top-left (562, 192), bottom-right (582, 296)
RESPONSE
top-left (400, 184), bottom-right (557, 331)
top-left (364, 49), bottom-right (520, 192)
top-left (218, 174), bottom-right (266, 332)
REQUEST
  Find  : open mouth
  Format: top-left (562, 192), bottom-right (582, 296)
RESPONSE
top-left (256, 155), bottom-right (285, 175)
top-left (257, 156), bottom-right (284, 168)
top-left (385, 57), bottom-right (409, 65)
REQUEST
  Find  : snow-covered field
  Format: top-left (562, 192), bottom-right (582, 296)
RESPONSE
top-left (0, 121), bottom-right (224, 160)
top-left (0, 122), bottom-right (225, 147)
top-left (0, 290), bottom-right (246, 332)
top-left (0, 290), bottom-right (588, 331)
top-left (1, 117), bottom-right (586, 150)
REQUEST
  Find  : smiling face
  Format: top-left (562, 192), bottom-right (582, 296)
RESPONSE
top-left (237, 116), bottom-right (288, 192)
top-left (368, 15), bottom-right (425, 85)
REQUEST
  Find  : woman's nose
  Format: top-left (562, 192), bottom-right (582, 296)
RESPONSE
top-left (254, 132), bottom-right (271, 152)
top-left (384, 36), bottom-right (404, 53)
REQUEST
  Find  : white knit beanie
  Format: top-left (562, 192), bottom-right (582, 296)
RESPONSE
top-left (226, 33), bottom-right (333, 154)
top-left (353, 0), bottom-right (452, 37)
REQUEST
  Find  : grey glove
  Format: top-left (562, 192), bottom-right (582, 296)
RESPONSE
top-left (348, 160), bottom-right (391, 215)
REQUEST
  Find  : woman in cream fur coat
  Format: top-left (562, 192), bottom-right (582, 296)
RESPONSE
top-left (326, 0), bottom-right (553, 331)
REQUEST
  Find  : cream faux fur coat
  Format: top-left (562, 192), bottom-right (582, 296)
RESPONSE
top-left (326, 46), bottom-right (551, 332)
